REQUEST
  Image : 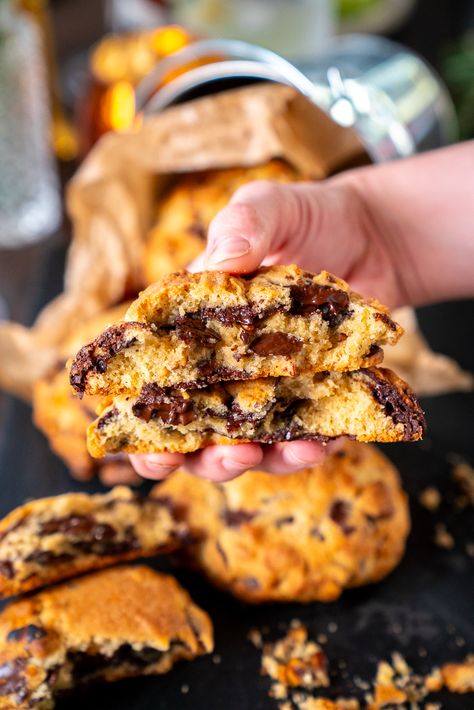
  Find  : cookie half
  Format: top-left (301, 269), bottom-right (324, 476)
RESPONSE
top-left (0, 565), bottom-right (213, 709)
top-left (157, 442), bottom-right (410, 603)
top-left (70, 266), bottom-right (402, 395)
top-left (0, 487), bottom-right (187, 599)
top-left (87, 367), bottom-right (425, 456)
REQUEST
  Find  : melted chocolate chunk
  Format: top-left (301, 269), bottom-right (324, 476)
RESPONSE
top-left (71, 644), bottom-right (165, 684)
top-left (97, 408), bottom-right (119, 430)
top-left (0, 658), bottom-right (28, 701)
top-left (290, 282), bottom-right (351, 327)
top-left (40, 515), bottom-right (116, 542)
top-left (250, 332), bottom-right (302, 357)
top-left (7, 625), bottom-right (47, 644)
top-left (374, 312), bottom-right (398, 331)
top-left (175, 316), bottom-right (220, 347)
top-left (329, 500), bottom-right (355, 535)
top-left (222, 509), bottom-right (257, 526)
top-left (0, 561), bottom-right (14, 579)
top-left (70, 322), bottom-right (148, 394)
top-left (25, 551), bottom-right (74, 566)
top-left (201, 306), bottom-right (258, 328)
top-left (193, 361), bottom-right (251, 388)
top-left (361, 369), bottom-right (425, 441)
top-left (132, 383), bottom-right (195, 425)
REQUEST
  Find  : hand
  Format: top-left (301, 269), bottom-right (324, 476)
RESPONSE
top-left (131, 142), bottom-right (474, 481)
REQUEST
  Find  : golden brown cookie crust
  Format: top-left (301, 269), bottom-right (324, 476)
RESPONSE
top-left (157, 442), bottom-right (410, 603)
top-left (0, 566), bottom-right (213, 709)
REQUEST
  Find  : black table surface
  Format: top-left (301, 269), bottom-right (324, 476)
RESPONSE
top-left (0, 235), bottom-right (473, 709)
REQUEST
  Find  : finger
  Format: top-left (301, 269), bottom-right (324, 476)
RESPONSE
top-left (203, 180), bottom-right (311, 272)
top-left (257, 440), bottom-right (328, 474)
top-left (129, 452), bottom-right (185, 480)
top-left (183, 443), bottom-right (264, 482)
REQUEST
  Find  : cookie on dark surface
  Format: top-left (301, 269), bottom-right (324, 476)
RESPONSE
top-left (156, 442), bottom-right (410, 603)
top-left (0, 565), bottom-right (213, 709)
top-left (69, 266), bottom-right (402, 396)
top-left (144, 159), bottom-right (305, 282)
top-left (0, 487), bottom-right (187, 599)
top-left (86, 367), bottom-right (425, 456)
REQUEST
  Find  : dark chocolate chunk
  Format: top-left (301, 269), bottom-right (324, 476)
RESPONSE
top-left (201, 305), bottom-right (258, 328)
top-left (0, 657), bottom-right (28, 701)
top-left (25, 551), bottom-right (75, 566)
top-left (374, 312), bottom-right (398, 331)
top-left (132, 383), bottom-right (195, 425)
top-left (70, 322), bottom-right (149, 394)
top-left (329, 500), bottom-right (355, 535)
top-left (175, 316), bottom-right (220, 347)
top-left (40, 515), bottom-right (116, 542)
top-left (7, 625), bottom-right (47, 644)
top-left (250, 332), bottom-right (302, 357)
top-left (361, 368), bottom-right (425, 440)
top-left (71, 644), bottom-right (164, 684)
top-left (290, 282), bottom-right (351, 327)
top-left (0, 561), bottom-right (14, 579)
top-left (274, 516), bottom-right (295, 528)
top-left (97, 408), bottom-right (119, 430)
top-left (222, 509), bottom-right (257, 527)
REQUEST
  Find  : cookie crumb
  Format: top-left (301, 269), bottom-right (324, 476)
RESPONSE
top-left (317, 634), bottom-right (328, 645)
top-left (452, 461), bottom-right (474, 508)
top-left (212, 653), bottom-right (222, 664)
top-left (418, 486), bottom-right (441, 512)
top-left (181, 684), bottom-right (190, 694)
top-left (327, 622), bottom-right (338, 634)
top-left (440, 655), bottom-right (474, 692)
top-left (466, 542), bottom-right (474, 557)
top-left (434, 522), bottom-right (455, 549)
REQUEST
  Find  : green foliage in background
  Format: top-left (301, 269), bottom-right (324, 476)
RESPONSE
top-left (338, 0), bottom-right (379, 19)
top-left (443, 33), bottom-right (474, 140)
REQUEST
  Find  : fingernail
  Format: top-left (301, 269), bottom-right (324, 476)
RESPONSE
top-left (221, 458), bottom-right (249, 475)
top-left (207, 236), bottom-right (250, 266)
top-left (144, 459), bottom-right (175, 473)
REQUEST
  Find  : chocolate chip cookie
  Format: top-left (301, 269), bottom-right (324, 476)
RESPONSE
top-left (86, 367), bottom-right (424, 456)
top-left (33, 303), bottom-right (136, 483)
top-left (0, 565), bottom-right (213, 709)
top-left (0, 487), bottom-right (187, 599)
top-left (70, 266), bottom-right (402, 396)
top-left (157, 441), bottom-right (410, 602)
top-left (144, 160), bottom-right (305, 282)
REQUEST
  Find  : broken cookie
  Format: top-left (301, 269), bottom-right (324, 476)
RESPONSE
top-left (0, 565), bottom-right (213, 709)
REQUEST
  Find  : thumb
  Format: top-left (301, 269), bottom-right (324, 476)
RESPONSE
top-left (202, 180), bottom-right (320, 273)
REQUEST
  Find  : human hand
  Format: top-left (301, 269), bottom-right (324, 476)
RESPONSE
top-left (132, 142), bottom-right (474, 481)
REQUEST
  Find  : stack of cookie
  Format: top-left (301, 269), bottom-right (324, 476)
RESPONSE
top-left (68, 265), bottom-right (425, 456)
top-left (0, 488), bottom-right (213, 709)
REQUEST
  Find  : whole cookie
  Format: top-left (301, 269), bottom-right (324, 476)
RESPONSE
top-left (157, 441), bottom-right (410, 603)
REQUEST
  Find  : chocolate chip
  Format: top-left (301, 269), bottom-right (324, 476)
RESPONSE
top-left (374, 312), bottom-right (398, 331)
top-left (222, 509), bottom-right (256, 526)
top-left (132, 383), bottom-right (195, 425)
top-left (25, 551), bottom-right (75, 566)
top-left (70, 322), bottom-right (147, 393)
top-left (201, 306), bottom-right (258, 327)
top-left (7, 625), bottom-right (47, 644)
top-left (310, 528), bottom-right (325, 540)
top-left (274, 516), bottom-right (295, 527)
top-left (71, 644), bottom-right (164, 684)
top-left (0, 561), bottom-right (14, 579)
top-left (175, 316), bottom-right (220, 347)
top-left (361, 368), bottom-right (425, 440)
top-left (40, 515), bottom-right (116, 542)
top-left (290, 282), bottom-right (351, 327)
top-left (249, 332), bottom-right (302, 357)
top-left (329, 500), bottom-right (355, 535)
top-left (97, 408), bottom-right (119, 430)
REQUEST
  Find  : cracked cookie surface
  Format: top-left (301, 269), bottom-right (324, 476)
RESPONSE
top-left (0, 487), bottom-right (187, 599)
top-left (70, 266), bottom-right (402, 396)
top-left (86, 367), bottom-right (425, 456)
top-left (0, 565), bottom-right (213, 709)
top-left (157, 442), bottom-right (410, 603)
